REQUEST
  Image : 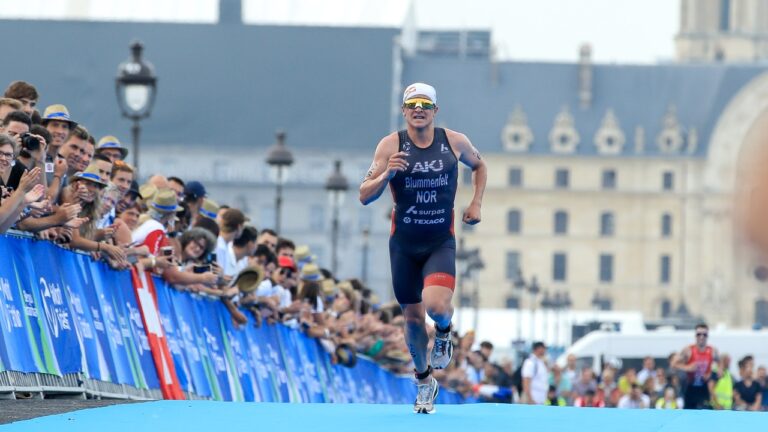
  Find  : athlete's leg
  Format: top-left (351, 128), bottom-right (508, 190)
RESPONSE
top-left (389, 238), bottom-right (430, 378)
top-left (422, 238), bottom-right (456, 330)
top-left (423, 285), bottom-right (454, 330)
top-left (423, 238), bottom-right (456, 369)
top-left (401, 302), bottom-right (430, 379)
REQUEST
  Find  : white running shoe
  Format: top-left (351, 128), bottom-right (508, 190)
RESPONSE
top-left (414, 376), bottom-right (439, 414)
top-left (430, 327), bottom-right (453, 369)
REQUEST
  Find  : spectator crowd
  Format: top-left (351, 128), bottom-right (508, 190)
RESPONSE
top-left (1, 80), bottom-right (766, 410)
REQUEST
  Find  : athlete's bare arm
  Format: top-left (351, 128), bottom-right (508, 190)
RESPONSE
top-left (359, 134), bottom-right (407, 205)
top-left (446, 129), bottom-right (487, 225)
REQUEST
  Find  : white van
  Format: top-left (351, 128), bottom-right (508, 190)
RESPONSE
top-left (556, 329), bottom-right (768, 376)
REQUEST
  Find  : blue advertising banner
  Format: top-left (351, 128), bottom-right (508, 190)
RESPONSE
top-left (152, 277), bottom-right (191, 394)
top-left (0, 234), bottom-right (464, 405)
top-left (114, 272), bottom-right (160, 390)
top-left (81, 258), bottom-right (136, 387)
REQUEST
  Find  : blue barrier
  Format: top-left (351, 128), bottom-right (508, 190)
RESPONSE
top-left (0, 234), bottom-right (463, 404)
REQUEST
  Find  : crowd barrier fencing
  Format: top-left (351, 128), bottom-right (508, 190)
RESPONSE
top-left (0, 233), bottom-right (463, 404)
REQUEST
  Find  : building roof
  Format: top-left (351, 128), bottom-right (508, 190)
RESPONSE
top-left (403, 58), bottom-right (767, 157)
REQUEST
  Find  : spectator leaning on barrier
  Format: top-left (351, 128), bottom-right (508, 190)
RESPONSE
top-left (182, 180), bottom-right (206, 227)
top-left (617, 383), bottom-right (650, 409)
top-left (522, 341), bottom-right (549, 405)
top-left (276, 237), bottom-right (295, 258)
top-left (41, 104), bottom-right (76, 178)
top-left (711, 354), bottom-right (733, 410)
top-left (215, 207), bottom-right (246, 273)
top-left (655, 386), bottom-right (683, 409)
top-left (734, 355), bottom-right (763, 411)
top-left (257, 228), bottom-right (278, 253)
top-left (17, 123), bottom-right (51, 175)
top-left (4, 81), bottom-right (38, 117)
top-left (228, 225), bottom-right (258, 278)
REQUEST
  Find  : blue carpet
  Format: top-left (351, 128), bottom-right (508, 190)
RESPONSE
top-left (1, 401), bottom-right (767, 431)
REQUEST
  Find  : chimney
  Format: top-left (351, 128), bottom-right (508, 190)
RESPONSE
top-left (219, 0), bottom-right (243, 25)
top-left (579, 43), bottom-right (592, 109)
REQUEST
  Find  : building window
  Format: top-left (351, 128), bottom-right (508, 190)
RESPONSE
top-left (600, 212), bottom-right (615, 237)
top-left (508, 167), bottom-right (523, 187)
top-left (660, 255), bottom-right (672, 284)
top-left (555, 168), bottom-right (570, 189)
top-left (506, 251), bottom-right (520, 280)
top-left (720, 0), bottom-right (731, 31)
top-left (599, 254), bottom-right (614, 283)
top-left (662, 171), bottom-right (674, 191)
top-left (553, 253), bottom-right (567, 282)
top-left (309, 204), bottom-right (325, 231)
top-left (463, 167), bottom-right (473, 186)
top-left (554, 210), bottom-right (568, 235)
top-left (661, 213), bottom-right (673, 237)
top-left (602, 169), bottom-right (616, 190)
top-left (507, 209), bottom-right (522, 234)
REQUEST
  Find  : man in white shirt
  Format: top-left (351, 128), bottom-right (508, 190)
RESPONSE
top-left (522, 341), bottom-right (549, 405)
top-left (226, 226), bottom-right (258, 278)
top-left (618, 384), bottom-right (651, 409)
top-left (215, 208), bottom-right (246, 273)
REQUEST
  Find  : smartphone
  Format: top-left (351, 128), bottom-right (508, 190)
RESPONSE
top-left (193, 264), bottom-right (211, 274)
top-left (161, 246), bottom-right (174, 257)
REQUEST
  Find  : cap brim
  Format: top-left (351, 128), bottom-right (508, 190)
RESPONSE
top-left (149, 203), bottom-right (183, 213)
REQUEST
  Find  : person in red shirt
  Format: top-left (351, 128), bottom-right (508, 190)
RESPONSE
top-left (574, 389), bottom-right (605, 407)
top-left (132, 188), bottom-right (181, 255)
top-left (672, 323), bottom-right (719, 409)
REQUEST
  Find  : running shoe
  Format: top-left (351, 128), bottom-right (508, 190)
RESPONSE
top-left (430, 326), bottom-right (453, 369)
top-left (414, 376), bottom-right (439, 414)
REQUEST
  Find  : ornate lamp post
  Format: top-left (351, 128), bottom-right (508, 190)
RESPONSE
top-left (116, 40), bottom-right (157, 171)
top-left (325, 160), bottom-right (348, 275)
top-left (266, 131), bottom-right (294, 233)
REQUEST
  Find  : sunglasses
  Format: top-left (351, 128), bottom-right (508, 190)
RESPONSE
top-left (403, 98), bottom-right (436, 110)
top-left (696, 332), bottom-right (708, 337)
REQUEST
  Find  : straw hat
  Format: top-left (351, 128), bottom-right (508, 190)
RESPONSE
top-left (72, 165), bottom-right (108, 187)
top-left (96, 135), bottom-right (129, 159)
top-left (41, 104), bottom-right (77, 128)
top-left (233, 266), bottom-right (265, 293)
top-left (149, 189), bottom-right (183, 214)
top-left (198, 198), bottom-right (220, 220)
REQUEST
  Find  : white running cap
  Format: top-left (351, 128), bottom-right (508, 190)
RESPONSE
top-left (403, 82), bottom-right (437, 104)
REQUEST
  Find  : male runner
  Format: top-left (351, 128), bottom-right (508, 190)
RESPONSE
top-left (672, 323), bottom-right (720, 409)
top-left (359, 82), bottom-right (487, 413)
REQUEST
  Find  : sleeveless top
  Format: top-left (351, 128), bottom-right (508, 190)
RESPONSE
top-left (687, 345), bottom-right (714, 387)
top-left (389, 128), bottom-right (458, 243)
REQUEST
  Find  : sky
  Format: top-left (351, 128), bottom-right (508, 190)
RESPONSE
top-left (1, 0), bottom-right (680, 63)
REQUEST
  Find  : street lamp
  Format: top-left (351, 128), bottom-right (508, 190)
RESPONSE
top-left (466, 250), bottom-right (485, 333)
top-left (513, 271), bottom-right (527, 349)
top-left (115, 40), bottom-right (157, 170)
top-left (266, 131), bottom-right (294, 233)
top-left (551, 291), bottom-right (572, 348)
top-left (528, 276), bottom-right (540, 341)
top-left (325, 160), bottom-right (349, 275)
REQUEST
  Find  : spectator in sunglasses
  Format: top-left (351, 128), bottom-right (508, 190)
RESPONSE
top-left (672, 323), bottom-right (719, 409)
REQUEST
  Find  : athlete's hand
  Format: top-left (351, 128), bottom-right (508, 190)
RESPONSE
top-left (463, 202), bottom-right (481, 225)
top-left (385, 151), bottom-right (409, 179)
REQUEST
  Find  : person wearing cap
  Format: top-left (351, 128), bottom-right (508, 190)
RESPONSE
top-left (359, 82), bottom-right (488, 414)
top-left (253, 254), bottom-right (296, 316)
top-left (182, 180), bottom-right (206, 222)
top-left (95, 135), bottom-right (129, 163)
top-left (61, 165), bottom-right (127, 266)
top-left (116, 180), bottom-right (142, 215)
top-left (41, 104), bottom-right (77, 159)
top-left (131, 188), bottom-right (184, 256)
top-left (198, 198), bottom-right (219, 223)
